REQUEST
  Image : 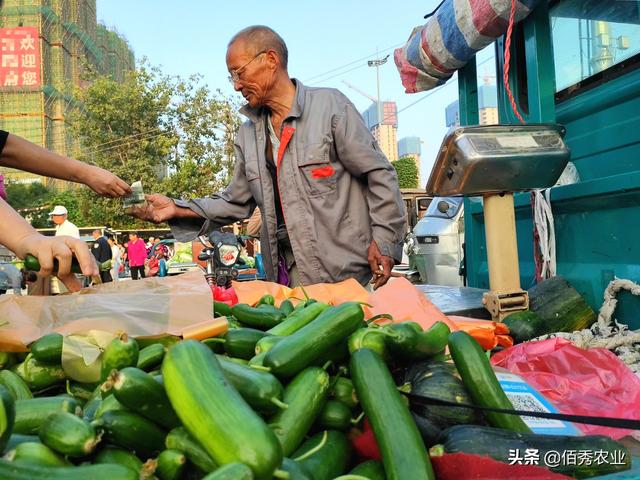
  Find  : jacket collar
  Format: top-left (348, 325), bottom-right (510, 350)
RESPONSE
top-left (239, 78), bottom-right (306, 123)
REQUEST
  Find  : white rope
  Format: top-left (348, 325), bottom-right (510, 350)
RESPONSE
top-left (532, 279), bottom-right (640, 373)
top-left (532, 189), bottom-right (557, 280)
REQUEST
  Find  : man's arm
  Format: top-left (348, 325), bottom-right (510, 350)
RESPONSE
top-left (332, 98), bottom-right (407, 287)
top-left (0, 133), bottom-right (131, 197)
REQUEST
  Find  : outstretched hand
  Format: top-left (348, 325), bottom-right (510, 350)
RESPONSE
top-left (127, 194), bottom-right (177, 224)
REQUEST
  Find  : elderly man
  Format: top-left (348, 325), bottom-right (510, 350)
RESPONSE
top-left (131, 25), bottom-right (406, 289)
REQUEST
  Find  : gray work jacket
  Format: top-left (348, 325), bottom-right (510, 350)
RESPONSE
top-left (169, 79), bottom-right (406, 286)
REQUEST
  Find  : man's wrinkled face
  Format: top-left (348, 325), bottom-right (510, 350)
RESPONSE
top-left (226, 40), bottom-right (273, 108)
top-left (51, 214), bottom-right (66, 225)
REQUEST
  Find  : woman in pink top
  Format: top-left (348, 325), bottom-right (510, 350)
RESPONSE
top-left (127, 232), bottom-right (148, 280)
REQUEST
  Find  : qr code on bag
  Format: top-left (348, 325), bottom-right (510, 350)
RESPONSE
top-left (507, 392), bottom-right (564, 428)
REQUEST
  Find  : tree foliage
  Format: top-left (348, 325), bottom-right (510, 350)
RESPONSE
top-left (392, 156), bottom-right (419, 189)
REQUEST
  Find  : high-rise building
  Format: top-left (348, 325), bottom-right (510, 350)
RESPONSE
top-left (398, 135), bottom-right (422, 177)
top-left (0, 0), bottom-right (134, 186)
top-left (362, 101), bottom-right (398, 162)
top-left (445, 84), bottom-right (498, 127)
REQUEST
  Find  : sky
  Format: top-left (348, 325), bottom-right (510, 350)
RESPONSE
top-left (97, 0), bottom-right (497, 185)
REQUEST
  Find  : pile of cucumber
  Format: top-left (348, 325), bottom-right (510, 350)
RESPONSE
top-left (0, 294), bottom-right (632, 480)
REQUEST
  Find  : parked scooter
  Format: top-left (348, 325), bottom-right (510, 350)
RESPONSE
top-left (198, 231), bottom-right (246, 288)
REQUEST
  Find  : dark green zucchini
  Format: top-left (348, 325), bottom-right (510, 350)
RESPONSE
top-left (264, 302), bottom-right (365, 378)
top-left (165, 426), bottom-right (217, 473)
top-left (91, 410), bottom-right (166, 459)
top-left (156, 448), bottom-right (187, 480)
top-left (503, 310), bottom-right (546, 343)
top-left (232, 304), bottom-right (283, 329)
top-left (292, 430), bottom-right (352, 480)
top-left (267, 367), bottom-right (330, 456)
top-left (223, 328), bottom-right (270, 360)
top-left (0, 459), bottom-right (138, 479)
top-left (350, 349), bottom-right (435, 480)
top-left (448, 331), bottom-right (531, 433)
top-left (1, 384), bottom-right (15, 453)
top-left (439, 424), bottom-right (631, 478)
top-left (0, 370), bottom-right (31, 401)
top-left (29, 334), bottom-right (63, 365)
top-left (38, 411), bottom-right (99, 457)
top-left (14, 396), bottom-right (80, 435)
top-left (4, 441), bottom-right (70, 467)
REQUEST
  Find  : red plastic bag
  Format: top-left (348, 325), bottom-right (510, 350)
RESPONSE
top-left (491, 338), bottom-right (640, 439)
top-left (212, 285), bottom-right (238, 306)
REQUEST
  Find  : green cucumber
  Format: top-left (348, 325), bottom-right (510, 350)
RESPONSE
top-left (23, 254), bottom-right (83, 275)
top-left (94, 447), bottom-right (143, 474)
top-left (1, 384), bottom-right (16, 453)
top-left (216, 355), bottom-right (286, 414)
top-left (91, 410), bottom-right (166, 459)
top-left (66, 381), bottom-right (97, 403)
top-left (292, 430), bottom-right (352, 480)
top-left (136, 344), bottom-right (166, 371)
top-left (248, 352), bottom-right (267, 368)
top-left (12, 355), bottom-right (65, 391)
top-left (202, 337), bottom-right (226, 354)
top-left (213, 301), bottom-right (233, 318)
top-left (331, 377), bottom-right (358, 410)
top-left (82, 395), bottom-right (102, 422)
top-left (280, 457), bottom-right (312, 480)
top-left (264, 302), bottom-right (365, 378)
top-left (111, 367), bottom-right (180, 430)
top-left (268, 367), bottom-right (330, 456)
top-left (448, 331), bottom-right (531, 433)
top-left (39, 411), bottom-right (99, 457)
top-left (232, 304), bottom-right (284, 329)
top-left (93, 393), bottom-right (127, 420)
top-left (254, 335), bottom-right (283, 355)
top-left (257, 294), bottom-right (276, 306)
top-left (348, 328), bottom-right (389, 361)
top-left (156, 449), bottom-right (186, 480)
top-left (279, 300), bottom-right (295, 317)
top-left (0, 459), bottom-right (138, 479)
top-left (29, 334), bottom-right (63, 365)
top-left (162, 340), bottom-right (282, 480)
top-left (350, 349), bottom-right (435, 480)
top-left (202, 462), bottom-right (253, 480)
top-left (349, 460), bottom-right (386, 480)
top-left (165, 426), bottom-right (217, 473)
top-left (5, 442), bottom-right (70, 467)
top-left (14, 396), bottom-right (80, 434)
top-left (267, 302), bottom-right (330, 337)
top-left (0, 352), bottom-right (16, 370)
top-left (224, 328), bottom-right (270, 360)
top-left (315, 400), bottom-right (352, 432)
top-left (0, 370), bottom-right (32, 401)
top-left (4, 434), bottom-right (39, 452)
top-left (439, 424), bottom-right (631, 478)
top-left (413, 322), bottom-right (450, 358)
top-left (100, 333), bottom-right (139, 381)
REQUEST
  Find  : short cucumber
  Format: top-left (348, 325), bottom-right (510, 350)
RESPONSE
top-left (14, 396), bottom-right (80, 434)
top-left (0, 459), bottom-right (138, 480)
top-left (100, 333), bottom-right (139, 381)
top-left (165, 426), bottom-right (217, 473)
top-left (39, 411), bottom-right (99, 457)
top-left (1, 384), bottom-right (16, 453)
top-left (213, 301), bottom-right (233, 318)
top-left (4, 434), bottom-right (39, 452)
top-left (112, 367), bottom-right (180, 430)
top-left (292, 430), bottom-right (352, 480)
top-left (223, 328), bottom-right (270, 360)
top-left (202, 337), bottom-right (226, 354)
top-left (264, 302), bottom-right (365, 378)
top-left (156, 448), bottom-right (187, 480)
top-left (350, 349), bottom-right (435, 480)
top-left (231, 304), bottom-right (284, 329)
top-left (254, 335), bottom-right (283, 355)
top-left (202, 462), bottom-right (253, 480)
top-left (0, 370), bottom-right (32, 401)
top-left (448, 331), bottom-right (531, 434)
top-left (268, 367), bottom-right (330, 456)
top-left (29, 334), bottom-right (63, 365)
top-left (136, 344), bottom-right (166, 371)
top-left (315, 400), bottom-right (352, 432)
top-left (267, 302), bottom-right (331, 337)
top-left (12, 355), bottom-right (65, 391)
top-left (5, 442), bottom-right (70, 467)
top-left (94, 447), bottom-right (143, 474)
top-left (331, 377), bottom-right (358, 410)
top-left (92, 410), bottom-right (166, 459)
top-left (162, 340), bottom-right (282, 480)
top-left (216, 355), bottom-right (286, 414)
top-left (349, 460), bottom-right (386, 480)
top-left (279, 300), bottom-right (295, 317)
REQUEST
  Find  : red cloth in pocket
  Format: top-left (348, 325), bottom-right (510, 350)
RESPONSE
top-left (311, 166), bottom-right (335, 179)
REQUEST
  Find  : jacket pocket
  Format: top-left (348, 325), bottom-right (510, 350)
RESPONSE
top-left (298, 142), bottom-right (337, 197)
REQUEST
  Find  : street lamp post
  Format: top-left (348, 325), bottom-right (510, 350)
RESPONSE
top-left (368, 51), bottom-right (390, 129)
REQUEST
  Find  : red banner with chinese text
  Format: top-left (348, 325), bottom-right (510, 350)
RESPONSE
top-left (0, 27), bottom-right (41, 89)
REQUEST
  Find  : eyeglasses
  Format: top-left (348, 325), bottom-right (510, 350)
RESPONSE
top-left (228, 51), bottom-right (267, 85)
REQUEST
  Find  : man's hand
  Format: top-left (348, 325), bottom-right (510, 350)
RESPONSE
top-left (127, 194), bottom-right (178, 224)
top-left (367, 239), bottom-right (394, 290)
top-left (19, 234), bottom-right (99, 293)
top-left (81, 165), bottom-right (132, 198)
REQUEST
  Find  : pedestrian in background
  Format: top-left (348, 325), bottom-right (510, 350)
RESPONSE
top-left (127, 232), bottom-right (147, 280)
top-left (91, 229), bottom-right (112, 283)
top-left (107, 234), bottom-right (122, 282)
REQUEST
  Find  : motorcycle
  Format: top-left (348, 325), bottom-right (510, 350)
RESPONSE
top-left (198, 231), bottom-right (246, 289)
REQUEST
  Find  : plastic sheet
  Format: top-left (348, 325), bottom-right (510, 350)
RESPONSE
top-left (0, 270), bottom-right (218, 351)
top-left (491, 338), bottom-right (640, 439)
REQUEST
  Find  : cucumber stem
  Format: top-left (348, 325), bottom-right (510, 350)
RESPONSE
top-left (350, 411), bottom-right (365, 424)
top-left (293, 430), bottom-right (328, 461)
top-left (270, 397), bottom-right (289, 410)
top-left (248, 364), bottom-right (271, 372)
top-left (273, 469), bottom-right (291, 479)
top-left (366, 313), bottom-right (394, 324)
top-left (322, 360), bottom-right (333, 371)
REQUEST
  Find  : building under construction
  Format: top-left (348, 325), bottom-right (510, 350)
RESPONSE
top-left (0, 0), bottom-right (134, 186)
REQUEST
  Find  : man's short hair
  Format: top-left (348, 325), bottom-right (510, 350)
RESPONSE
top-left (229, 25), bottom-right (288, 70)
top-left (92, 229), bottom-right (101, 235)
top-left (105, 233), bottom-right (114, 241)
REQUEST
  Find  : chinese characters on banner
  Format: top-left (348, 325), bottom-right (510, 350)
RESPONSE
top-left (0, 27), bottom-right (41, 88)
